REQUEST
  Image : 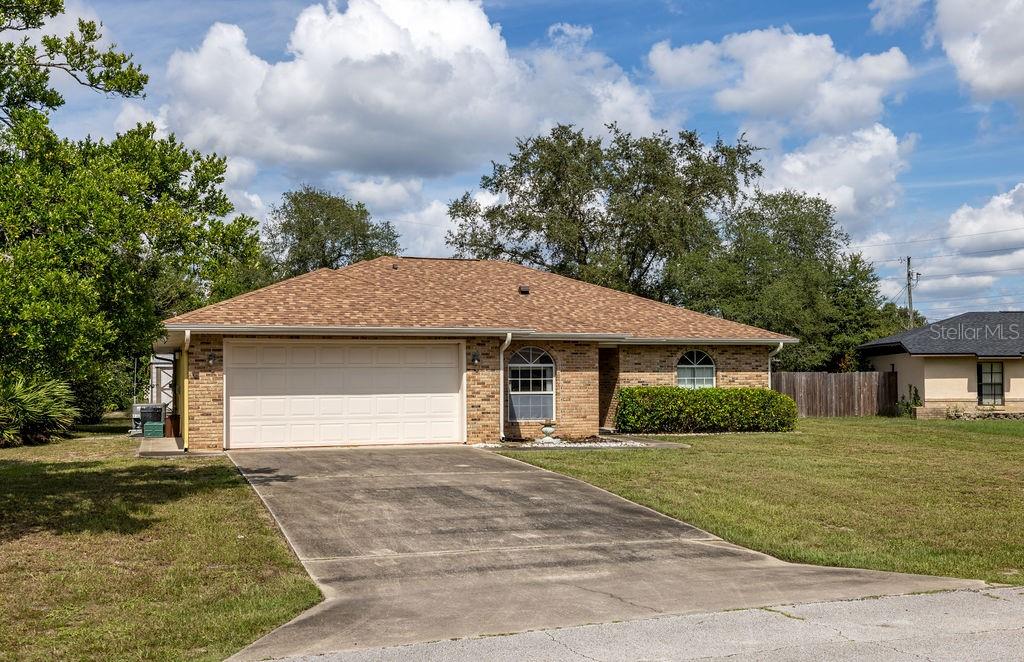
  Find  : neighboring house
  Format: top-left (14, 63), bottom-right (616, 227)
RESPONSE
top-left (154, 257), bottom-right (796, 450)
top-left (859, 311), bottom-right (1024, 417)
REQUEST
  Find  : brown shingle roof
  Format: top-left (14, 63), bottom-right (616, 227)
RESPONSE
top-left (164, 257), bottom-right (795, 342)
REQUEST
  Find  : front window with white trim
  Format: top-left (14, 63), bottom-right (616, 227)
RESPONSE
top-left (508, 347), bottom-right (554, 421)
top-left (677, 350), bottom-right (715, 389)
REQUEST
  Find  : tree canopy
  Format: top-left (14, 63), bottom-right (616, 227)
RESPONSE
top-left (0, 0), bottom-right (147, 125)
top-left (266, 184), bottom-right (400, 278)
top-left (448, 124), bottom-right (905, 371)
top-left (0, 1), bottom-right (261, 419)
top-left (448, 123), bottom-right (760, 300)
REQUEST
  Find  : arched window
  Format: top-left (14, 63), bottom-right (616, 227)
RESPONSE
top-left (677, 350), bottom-right (715, 389)
top-left (508, 347), bottom-right (555, 421)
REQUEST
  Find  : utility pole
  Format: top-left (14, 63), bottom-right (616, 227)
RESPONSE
top-left (905, 256), bottom-right (920, 329)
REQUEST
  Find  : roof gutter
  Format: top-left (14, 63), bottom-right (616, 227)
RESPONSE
top-left (498, 332), bottom-right (513, 442)
top-left (161, 324), bottom-right (797, 345)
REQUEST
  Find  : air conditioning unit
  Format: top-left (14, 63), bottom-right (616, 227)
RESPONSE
top-left (130, 403), bottom-right (167, 436)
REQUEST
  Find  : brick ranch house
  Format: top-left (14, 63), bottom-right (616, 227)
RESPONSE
top-left (154, 257), bottom-right (797, 450)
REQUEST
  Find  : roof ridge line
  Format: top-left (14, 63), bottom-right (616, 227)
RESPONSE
top-left (485, 259), bottom-right (790, 339)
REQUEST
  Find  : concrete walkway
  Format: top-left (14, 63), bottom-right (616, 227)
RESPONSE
top-left (286, 587), bottom-right (1024, 661)
top-left (227, 446), bottom-right (984, 660)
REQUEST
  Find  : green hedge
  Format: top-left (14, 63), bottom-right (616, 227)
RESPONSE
top-left (614, 386), bottom-right (797, 433)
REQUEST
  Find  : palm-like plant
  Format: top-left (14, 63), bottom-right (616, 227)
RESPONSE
top-left (0, 374), bottom-right (80, 446)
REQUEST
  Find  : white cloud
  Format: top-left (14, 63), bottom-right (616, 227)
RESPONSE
top-left (945, 183), bottom-right (1024, 251)
top-left (546, 22), bottom-right (593, 48)
top-left (113, 102), bottom-right (168, 135)
top-left (868, 0), bottom-right (928, 32)
top-left (647, 40), bottom-right (730, 88)
top-left (648, 27), bottom-right (912, 134)
top-left (338, 175), bottom-right (423, 212)
top-left (933, 0), bottom-right (1024, 103)
top-left (761, 124), bottom-right (914, 227)
top-left (393, 199), bottom-right (454, 257)
top-left (151, 0), bottom-right (664, 178)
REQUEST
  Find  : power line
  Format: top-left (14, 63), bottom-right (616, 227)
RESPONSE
top-left (913, 289), bottom-right (1024, 304)
top-left (850, 224), bottom-right (1024, 249)
top-left (918, 298), bottom-right (1024, 312)
top-left (869, 243), bottom-right (1024, 264)
top-left (880, 265), bottom-right (1024, 281)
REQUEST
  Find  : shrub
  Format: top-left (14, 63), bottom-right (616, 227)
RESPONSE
top-left (615, 386), bottom-right (797, 434)
top-left (0, 374), bottom-right (80, 447)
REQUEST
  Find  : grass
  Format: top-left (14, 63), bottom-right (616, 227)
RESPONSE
top-left (502, 417), bottom-right (1024, 585)
top-left (0, 416), bottom-right (321, 661)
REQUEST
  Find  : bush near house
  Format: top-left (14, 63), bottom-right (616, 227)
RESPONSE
top-left (615, 386), bottom-right (797, 433)
top-left (0, 374), bottom-right (79, 447)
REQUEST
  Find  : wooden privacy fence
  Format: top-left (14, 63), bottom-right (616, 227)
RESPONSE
top-left (771, 371), bottom-right (898, 417)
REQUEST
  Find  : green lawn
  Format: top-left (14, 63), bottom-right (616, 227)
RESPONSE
top-left (0, 419), bottom-right (321, 661)
top-left (502, 417), bottom-right (1024, 585)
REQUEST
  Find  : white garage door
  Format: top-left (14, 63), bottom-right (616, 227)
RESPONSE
top-left (225, 342), bottom-right (463, 448)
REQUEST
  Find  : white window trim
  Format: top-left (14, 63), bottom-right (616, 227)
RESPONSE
top-left (507, 346), bottom-right (556, 422)
top-left (676, 350), bottom-right (716, 389)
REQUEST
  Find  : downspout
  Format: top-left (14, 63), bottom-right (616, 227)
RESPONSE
top-left (182, 330), bottom-right (191, 453)
top-left (498, 332), bottom-right (513, 441)
top-left (767, 341), bottom-right (784, 389)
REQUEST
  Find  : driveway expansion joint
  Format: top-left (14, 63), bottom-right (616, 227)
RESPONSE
top-left (298, 535), bottom-right (723, 562)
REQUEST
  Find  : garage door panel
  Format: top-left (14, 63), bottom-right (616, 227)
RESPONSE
top-left (318, 346), bottom-right (347, 365)
top-left (348, 396), bottom-right (373, 416)
top-left (261, 425), bottom-right (288, 444)
top-left (227, 342), bottom-right (462, 448)
top-left (377, 396), bottom-right (400, 416)
top-left (231, 397), bottom-right (260, 418)
top-left (259, 369), bottom-right (288, 394)
top-left (261, 346), bottom-right (288, 365)
top-left (347, 346), bottom-right (375, 365)
top-left (374, 367), bottom-right (405, 391)
top-left (260, 398), bottom-right (288, 417)
top-left (430, 394), bottom-right (458, 415)
top-left (232, 345), bottom-right (260, 366)
top-left (320, 397), bottom-right (344, 416)
top-left (347, 421), bottom-right (373, 440)
top-left (427, 345), bottom-right (458, 365)
top-left (403, 420), bottom-right (430, 441)
top-left (403, 346), bottom-right (429, 364)
top-left (289, 397), bottom-right (317, 417)
top-left (289, 346), bottom-right (317, 365)
top-left (320, 422), bottom-right (345, 441)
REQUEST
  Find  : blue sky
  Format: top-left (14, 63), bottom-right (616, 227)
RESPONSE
top-left (47, 0), bottom-right (1024, 321)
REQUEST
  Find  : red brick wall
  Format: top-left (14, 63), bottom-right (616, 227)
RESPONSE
top-left (503, 340), bottom-right (600, 440)
top-left (186, 334), bottom-right (225, 451)
top-left (465, 336), bottom-right (502, 443)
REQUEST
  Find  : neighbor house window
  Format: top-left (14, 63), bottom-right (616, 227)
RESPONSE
top-left (508, 347), bottom-right (554, 421)
top-left (677, 350), bottom-right (715, 389)
top-left (978, 362), bottom-right (1004, 406)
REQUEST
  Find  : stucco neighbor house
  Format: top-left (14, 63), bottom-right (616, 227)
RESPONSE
top-left (153, 256), bottom-right (796, 451)
top-left (859, 311), bottom-right (1024, 418)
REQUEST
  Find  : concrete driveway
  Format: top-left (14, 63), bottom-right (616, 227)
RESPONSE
top-left (228, 446), bottom-right (983, 660)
